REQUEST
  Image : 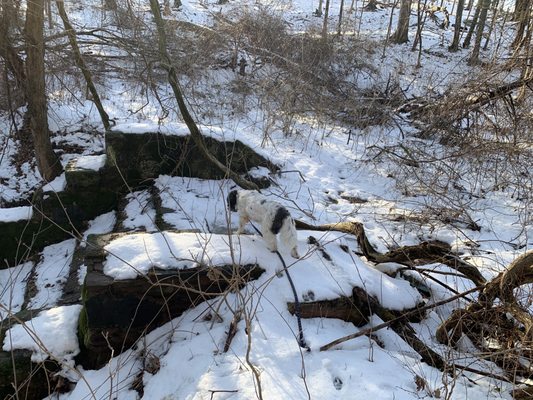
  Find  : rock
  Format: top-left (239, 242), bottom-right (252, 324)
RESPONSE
top-left (77, 233), bottom-right (264, 369)
top-left (0, 309), bottom-right (59, 399)
top-left (106, 130), bottom-right (277, 187)
top-left (0, 158), bottom-right (120, 268)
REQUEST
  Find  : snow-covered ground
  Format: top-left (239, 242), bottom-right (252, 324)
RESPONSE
top-left (1, 0), bottom-right (531, 399)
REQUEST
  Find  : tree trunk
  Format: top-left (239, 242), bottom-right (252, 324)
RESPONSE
top-left (55, 0), bottom-right (111, 131)
top-left (316, 0), bottom-right (324, 16)
top-left (46, 0), bottom-right (53, 28)
top-left (103, 0), bottom-right (117, 11)
top-left (511, 0), bottom-right (532, 48)
top-left (24, 0), bottom-right (62, 181)
top-left (462, 0), bottom-right (480, 48)
top-left (513, 0), bottom-right (530, 20)
top-left (449, 0), bottom-right (466, 51)
top-left (518, 21), bottom-right (533, 98)
top-left (163, 0), bottom-right (171, 16)
top-left (337, 0), bottom-right (345, 36)
top-left (483, 0), bottom-right (499, 50)
top-left (469, 0), bottom-right (491, 64)
top-left (0, 0), bottom-right (26, 89)
top-left (322, 0), bottom-right (331, 40)
top-left (411, 0), bottom-right (429, 67)
top-left (391, 0), bottom-right (413, 43)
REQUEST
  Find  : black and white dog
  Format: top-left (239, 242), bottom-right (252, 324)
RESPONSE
top-left (227, 190), bottom-right (300, 258)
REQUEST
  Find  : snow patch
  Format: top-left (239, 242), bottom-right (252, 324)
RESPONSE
top-left (0, 262), bottom-right (33, 319)
top-left (3, 304), bottom-right (82, 363)
top-left (42, 173), bottom-right (67, 192)
top-left (74, 154), bottom-right (106, 171)
top-left (27, 239), bottom-right (77, 310)
top-left (0, 206), bottom-right (33, 222)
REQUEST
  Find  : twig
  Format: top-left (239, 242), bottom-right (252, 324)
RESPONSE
top-left (209, 389), bottom-right (238, 399)
top-left (223, 309), bottom-right (242, 353)
top-left (275, 169), bottom-right (307, 182)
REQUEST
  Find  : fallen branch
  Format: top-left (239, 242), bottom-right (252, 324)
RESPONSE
top-left (319, 285), bottom-right (481, 351)
top-left (223, 309), bottom-right (242, 353)
top-left (436, 251), bottom-right (533, 380)
top-left (316, 285), bottom-right (521, 384)
top-left (479, 250), bottom-right (533, 305)
top-left (295, 220), bottom-right (485, 285)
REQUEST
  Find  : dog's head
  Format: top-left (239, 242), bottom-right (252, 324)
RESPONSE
top-left (227, 190), bottom-right (238, 212)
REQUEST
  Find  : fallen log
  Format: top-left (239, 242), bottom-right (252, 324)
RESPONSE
top-left (319, 285), bottom-right (482, 351)
top-left (397, 76), bottom-right (533, 126)
top-left (306, 285), bottom-right (517, 384)
top-left (289, 285), bottom-right (453, 373)
top-left (288, 295), bottom-right (370, 327)
top-left (295, 220), bottom-right (485, 285)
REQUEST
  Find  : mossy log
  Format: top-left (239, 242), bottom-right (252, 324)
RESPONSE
top-left (0, 349), bottom-right (58, 399)
top-left (79, 264), bottom-right (264, 369)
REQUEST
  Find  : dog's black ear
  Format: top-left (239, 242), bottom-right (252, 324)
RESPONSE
top-left (227, 190), bottom-right (238, 212)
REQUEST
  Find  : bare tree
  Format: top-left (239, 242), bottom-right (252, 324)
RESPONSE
top-left (449, 0), bottom-right (466, 51)
top-left (24, 0), bottom-right (62, 181)
top-left (322, 0), bottom-right (331, 40)
top-left (462, 0), bottom-right (481, 48)
top-left (163, 0), bottom-right (171, 16)
top-left (511, 0), bottom-right (532, 48)
top-left (147, 0), bottom-right (258, 190)
top-left (391, 0), bottom-right (413, 43)
top-left (0, 0), bottom-right (26, 89)
top-left (411, 0), bottom-right (429, 67)
top-left (315, 0), bottom-right (324, 16)
top-left (337, 0), bottom-right (345, 36)
top-left (513, 0), bottom-right (531, 20)
top-left (469, 0), bottom-right (491, 64)
top-left (103, 0), bottom-right (117, 11)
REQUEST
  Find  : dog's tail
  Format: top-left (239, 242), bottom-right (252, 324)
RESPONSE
top-left (280, 217), bottom-right (299, 258)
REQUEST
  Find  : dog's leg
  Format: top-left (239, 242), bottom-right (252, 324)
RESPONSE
top-left (236, 215), bottom-right (249, 234)
top-left (261, 218), bottom-right (278, 252)
top-left (280, 218), bottom-right (300, 258)
top-left (263, 230), bottom-right (278, 252)
top-left (291, 246), bottom-right (300, 259)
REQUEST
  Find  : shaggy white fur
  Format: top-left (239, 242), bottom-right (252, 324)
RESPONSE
top-left (227, 190), bottom-right (299, 258)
